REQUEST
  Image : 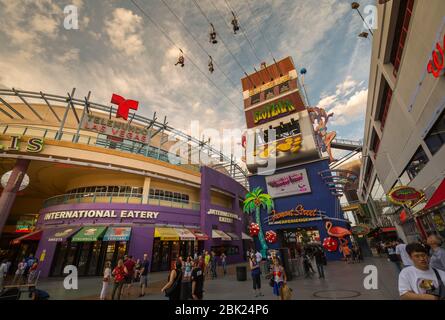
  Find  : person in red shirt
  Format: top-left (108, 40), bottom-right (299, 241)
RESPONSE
top-left (111, 259), bottom-right (128, 300)
top-left (122, 255), bottom-right (136, 297)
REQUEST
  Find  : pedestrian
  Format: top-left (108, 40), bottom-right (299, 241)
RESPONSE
top-left (220, 252), bottom-right (227, 276)
top-left (139, 253), bottom-right (150, 297)
top-left (255, 250), bottom-right (263, 264)
top-left (270, 258), bottom-right (287, 300)
top-left (249, 253), bottom-right (263, 297)
top-left (427, 234), bottom-right (445, 272)
top-left (13, 259), bottom-right (26, 285)
top-left (386, 241), bottom-right (402, 272)
top-left (341, 242), bottom-right (352, 263)
top-left (399, 243), bottom-right (445, 300)
top-left (302, 252), bottom-right (314, 278)
top-left (191, 259), bottom-right (204, 300)
top-left (111, 259), bottom-right (127, 300)
top-left (313, 247), bottom-right (325, 279)
top-left (100, 261), bottom-right (112, 300)
top-left (24, 253), bottom-right (36, 278)
top-left (210, 251), bottom-right (217, 279)
top-left (122, 255), bottom-right (136, 297)
top-left (395, 240), bottom-right (413, 268)
top-left (204, 251), bottom-right (211, 279)
top-left (134, 259), bottom-right (142, 283)
top-left (161, 260), bottom-right (183, 301)
top-left (184, 256), bottom-right (193, 280)
top-left (0, 259), bottom-right (7, 291)
top-left (27, 260), bottom-right (39, 285)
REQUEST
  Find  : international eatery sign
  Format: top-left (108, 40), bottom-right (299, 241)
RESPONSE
top-left (43, 209), bottom-right (160, 221)
top-left (207, 209), bottom-right (241, 224)
top-left (265, 168), bottom-right (311, 198)
top-left (387, 186), bottom-right (424, 206)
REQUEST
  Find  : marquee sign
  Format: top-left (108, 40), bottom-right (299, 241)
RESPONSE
top-left (43, 209), bottom-right (159, 221)
top-left (265, 168), bottom-right (311, 198)
top-left (81, 114), bottom-right (149, 144)
top-left (253, 100), bottom-right (296, 125)
top-left (266, 204), bottom-right (322, 225)
top-left (387, 186), bottom-right (424, 206)
top-left (207, 209), bottom-right (241, 224)
top-left (427, 34), bottom-right (445, 78)
top-left (0, 135), bottom-right (44, 153)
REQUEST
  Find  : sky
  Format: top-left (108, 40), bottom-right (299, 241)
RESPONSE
top-left (0, 0), bottom-right (374, 159)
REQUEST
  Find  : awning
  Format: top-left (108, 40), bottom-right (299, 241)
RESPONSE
top-left (11, 229), bottom-right (42, 245)
top-left (226, 232), bottom-right (240, 240)
top-left (72, 226), bottom-right (107, 242)
top-left (242, 232), bottom-right (253, 240)
top-left (424, 178), bottom-right (445, 212)
top-left (189, 229), bottom-right (209, 241)
top-left (174, 228), bottom-right (196, 241)
top-left (212, 229), bottom-right (231, 241)
top-left (154, 227), bottom-right (179, 241)
top-left (47, 227), bottom-right (80, 242)
top-left (103, 227), bottom-right (132, 241)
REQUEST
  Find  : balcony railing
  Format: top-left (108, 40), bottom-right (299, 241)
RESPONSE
top-left (0, 124), bottom-right (200, 173)
top-left (43, 192), bottom-right (201, 211)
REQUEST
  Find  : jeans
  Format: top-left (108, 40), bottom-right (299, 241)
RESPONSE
top-left (316, 264), bottom-right (325, 278)
top-left (111, 281), bottom-right (124, 300)
top-left (221, 262), bottom-right (226, 275)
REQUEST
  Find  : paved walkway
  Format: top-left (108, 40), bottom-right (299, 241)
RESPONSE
top-left (22, 257), bottom-right (400, 300)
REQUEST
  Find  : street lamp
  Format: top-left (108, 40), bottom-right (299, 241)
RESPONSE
top-left (351, 2), bottom-right (374, 36)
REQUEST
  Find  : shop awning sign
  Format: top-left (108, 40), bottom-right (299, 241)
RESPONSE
top-left (174, 228), bottom-right (196, 241)
top-left (48, 227), bottom-right (80, 242)
top-left (154, 227), bottom-right (180, 241)
top-left (72, 226), bottom-right (107, 242)
top-left (189, 229), bottom-right (209, 241)
top-left (387, 186), bottom-right (424, 206)
top-left (212, 230), bottom-right (232, 241)
top-left (226, 232), bottom-right (240, 240)
top-left (103, 227), bottom-right (132, 241)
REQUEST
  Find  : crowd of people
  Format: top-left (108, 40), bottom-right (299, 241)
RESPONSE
top-left (379, 234), bottom-right (445, 300)
top-left (0, 253), bottom-right (40, 292)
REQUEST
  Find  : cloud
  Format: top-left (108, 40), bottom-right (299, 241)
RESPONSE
top-left (56, 48), bottom-right (80, 64)
top-left (329, 89), bottom-right (368, 126)
top-left (105, 8), bottom-right (145, 57)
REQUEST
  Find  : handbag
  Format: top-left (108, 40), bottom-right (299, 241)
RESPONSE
top-left (281, 284), bottom-right (293, 300)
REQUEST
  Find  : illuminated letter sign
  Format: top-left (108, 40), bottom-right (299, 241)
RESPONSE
top-left (427, 34), bottom-right (445, 78)
top-left (111, 94), bottom-right (139, 120)
top-left (253, 100), bottom-right (296, 124)
top-left (387, 186), bottom-right (424, 206)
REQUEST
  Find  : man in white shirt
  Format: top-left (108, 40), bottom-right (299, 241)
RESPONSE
top-left (399, 243), bottom-right (445, 300)
top-left (395, 241), bottom-right (413, 267)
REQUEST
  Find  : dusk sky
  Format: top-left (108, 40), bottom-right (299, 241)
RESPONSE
top-left (0, 0), bottom-right (374, 158)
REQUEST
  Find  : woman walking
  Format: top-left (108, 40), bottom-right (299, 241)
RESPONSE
top-left (184, 256), bottom-right (193, 280)
top-left (100, 261), bottom-right (112, 300)
top-left (220, 253), bottom-right (227, 276)
top-left (161, 260), bottom-right (183, 300)
top-left (111, 259), bottom-right (127, 300)
top-left (13, 259), bottom-right (26, 285)
top-left (270, 258), bottom-right (287, 300)
top-left (249, 254), bottom-right (263, 297)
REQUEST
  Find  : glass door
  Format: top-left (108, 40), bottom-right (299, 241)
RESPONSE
top-left (50, 242), bottom-right (69, 277)
top-left (87, 241), bottom-right (102, 276)
top-left (151, 238), bottom-right (161, 272)
top-left (77, 243), bottom-right (92, 276)
top-left (160, 241), bottom-right (171, 271)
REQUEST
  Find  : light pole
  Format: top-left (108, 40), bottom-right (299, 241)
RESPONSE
top-left (351, 2), bottom-right (374, 37)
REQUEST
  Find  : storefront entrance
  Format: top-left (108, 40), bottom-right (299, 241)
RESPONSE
top-left (151, 239), bottom-right (199, 272)
top-left (279, 227), bottom-right (320, 259)
top-left (50, 240), bottom-right (128, 277)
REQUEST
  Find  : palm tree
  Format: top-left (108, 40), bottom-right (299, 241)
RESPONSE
top-left (243, 187), bottom-right (274, 257)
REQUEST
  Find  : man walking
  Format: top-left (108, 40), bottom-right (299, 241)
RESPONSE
top-left (191, 259), bottom-right (204, 300)
top-left (139, 253), bottom-right (150, 297)
top-left (314, 247), bottom-right (325, 279)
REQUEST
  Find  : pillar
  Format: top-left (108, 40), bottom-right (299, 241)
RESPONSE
top-left (142, 177), bottom-right (151, 204)
top-left (0, 159), bottom-right (31, 235)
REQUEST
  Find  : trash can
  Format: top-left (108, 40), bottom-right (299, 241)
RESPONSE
top-left (236, 266), bottom-right (247, 281)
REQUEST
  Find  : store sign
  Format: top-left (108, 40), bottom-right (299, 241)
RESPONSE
top-left (265, 168), bottom-right (311, 198)
top-left (432, 213), bottom-right (445, 232)
top-left (387, 186), bottom-right (424, 206)
top-left (43, 209), bottom-right (159, 221)
top-left (266, 204), bottom-right (322, 225)
top-left (427, 34), bottom-right (445, 78)
top-left (111, 93), bottom-right (139, 121)
top-left (249, 74), bottom-right (290, 97)
top-left (81, 115), bottom-right (149, 144)
top-left (207, 209), bottom-right (241, 224)
top-left (0, 135), bottom-right (44, 153)
top-left (253, 100), bottom-right (296, 125)
top-left (351, 224), bottom-right (371, 236)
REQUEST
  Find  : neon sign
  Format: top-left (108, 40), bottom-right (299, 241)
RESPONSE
top-left (427, 34), bottom-right (445, 78)
top-left (253, 100), bottom-right (296, 124)
top-left (111, 94), bottom-right (139, 120)
top-left (266, 204), bottom-right (321, 225)
top-left (387, 186), bottom-right (424, 206)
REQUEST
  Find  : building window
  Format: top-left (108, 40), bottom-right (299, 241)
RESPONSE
top-left (390, 0), bottom-right (415, 77)
top-left (279, 81), bottom-right (290, 93)
top-left (264, 87), bottom-right (274, 100)
top-left (376, 77), bottom-right (393, 131)
top-left (424, 109), bottom-right (445, 156)
top-left (251, 93), bottom-right (260, 105)
top-left (404, 146), bottom-right (429, 180)
top-left (370, 129), bottom-right (380, 157)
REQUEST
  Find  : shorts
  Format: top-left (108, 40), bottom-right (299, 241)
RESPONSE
top-left (273, 281), bottom-right (284, 296)
top-left (252, 273), bottom-right (261, 290)
top-left (184, 270), bottom-right (192, 278)
top-left (140, 275), bottom-right (148, 287)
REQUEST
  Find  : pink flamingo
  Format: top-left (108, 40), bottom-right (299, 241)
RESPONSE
top-left (325, 221), bottom-right (351, 238)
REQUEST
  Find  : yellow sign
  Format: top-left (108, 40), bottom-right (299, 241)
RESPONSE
top-left (249, 75), bottom-right (290, 97)
top-left (0, 135), bottom-right (44, 153)
top-left (254, 135), bottom-right (303, 159)
top-left (254, 100), bottom-right (296, 124)
top-left (40, 249), bottom-right (46, 262)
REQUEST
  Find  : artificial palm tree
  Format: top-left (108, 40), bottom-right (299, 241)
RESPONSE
top-left (243, 187), bottom-right (274, 257)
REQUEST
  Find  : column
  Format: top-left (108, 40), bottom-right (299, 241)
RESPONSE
top-left (142, 177), bottom-right (151, 204)
top-left (0, 159), bottom-right (31, 235)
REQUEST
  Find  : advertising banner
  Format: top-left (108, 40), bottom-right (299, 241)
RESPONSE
top-left (265, 168), bottom-right (311, 198)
